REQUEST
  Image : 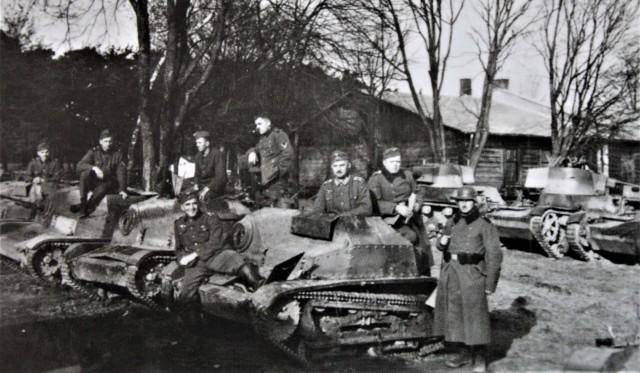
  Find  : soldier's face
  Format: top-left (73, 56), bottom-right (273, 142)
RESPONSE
top-left (181, 198), bottom-right (199, 217)
top-left (99, 137), bottom-right (113, 151)
top-left (255, 118), bottom-right (271, 135)
top-left (331, 160), bottom-right (350, 178)
top-left (457, 200), bottom-right (475, 214)
top-left (382, 156), bottom-right (401, 174)
top-left (195, 138), bottom-right (209, 152)
top-left (37, 149), bottom-right (49, 161)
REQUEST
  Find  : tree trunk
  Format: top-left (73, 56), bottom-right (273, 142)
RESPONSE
top-left (128, 0), bottom-right (154, 191)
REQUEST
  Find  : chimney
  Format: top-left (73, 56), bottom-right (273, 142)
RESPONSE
top-left (460, 79), bottom-right (472, 96)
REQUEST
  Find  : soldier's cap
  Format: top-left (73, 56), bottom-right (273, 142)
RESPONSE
top-left (330, 150), bottom-right (349, 164)
top-left (99, 129), bottom-right (112, 140)
top-left (193, 130), bottom-right (210, 140)
top-left (382, 147), bottom-right (401, 160)
top-left (178, 189), bottom-right (199, 204)
top-left (37, 141), bottom-right (50, 151)
top-left (451, 186), bottom-right (478, 201)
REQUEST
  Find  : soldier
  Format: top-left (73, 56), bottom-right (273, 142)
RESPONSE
top-left (26, 141), bottom-right (61, 203)
top-left (72, 129), bottom-right (128, 217)
top-left (174, 190), bottom-right (262, 309)
top-left (192, 131), bottom-right (227, 201)
top-left (367, 147), bottom-right (433, 275)
top-left (247, 116), bottom-right (294, 206)
top-left (434, 186), bottom-right (503, 372)
top-left (312, 150), bottom-right (372, 217)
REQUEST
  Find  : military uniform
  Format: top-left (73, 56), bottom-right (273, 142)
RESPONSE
top-left (27, 157), bottom-right (61, 181)
top-left (76, 145), bottom-right (127, 209)
top-left (174, 211), bottom-right (246, 302)
top-left (194, 148), bottom-right (227, 199)
top-left (313, 176), bottom-right (372, 217)
top-left (368, 169), bottom-right (433, 274)
top-left (249, 127), bottom-right (293, 202)
top-left (434, 210), bottom-right (503, 345)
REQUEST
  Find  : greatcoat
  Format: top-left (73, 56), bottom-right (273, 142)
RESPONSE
top-left (433, 209), bottom-right (503, 345)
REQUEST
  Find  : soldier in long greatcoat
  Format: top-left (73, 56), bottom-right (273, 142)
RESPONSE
top-left (434, 186), bottom-right (503, 372)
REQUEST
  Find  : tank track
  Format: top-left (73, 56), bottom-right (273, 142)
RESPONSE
top-left (530, 215), bottom-right (567, 259)
top-left (60, 256), bottom-right (100, 297)
top-left (0, 255), bottom-right (28, 274)
top-left (124, 254), bottom-right (174, 310)
top-left (254, 290), bottom-right (435, 365)
top-left (566, 223), bottom-right (592, 261)
top-left (26, 242), bottom-right (69, 286)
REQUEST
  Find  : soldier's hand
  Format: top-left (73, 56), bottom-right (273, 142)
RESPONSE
top-left (485, 290), bottom-right (494, 295)
top-left (179, 252), bottom-right (198, 266)
top-left (439, 235), bottom-right (450, 247)
top-left (248, 152), bottom-right (258, 165)
top-left (92, 166), bottom-right (104, 179)
top-left (119, 191), bottom-right (128, 200)
top-left (199, 187), bottom-right (209, 200)
top-left (395, 204), bottom-right (411, 218)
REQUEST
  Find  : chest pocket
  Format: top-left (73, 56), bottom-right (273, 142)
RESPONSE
top-left (451, 226), bottom-right (484, 253)
top-left (259, 137), bottom-right (278, 158)
top-left (193, 224), bottom-right (210, 242)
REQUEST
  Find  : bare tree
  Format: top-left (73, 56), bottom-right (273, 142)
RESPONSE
top-left (341, 0), bottom-right (464, 162)
top-left (534, 0), bottom-right (638, 165)
top-left (467, 0), bottom-right (533, 170)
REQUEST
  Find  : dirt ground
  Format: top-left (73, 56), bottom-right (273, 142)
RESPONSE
top-left (1, 242), bottom-right (639, 372)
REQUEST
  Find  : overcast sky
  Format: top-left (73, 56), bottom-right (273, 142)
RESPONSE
top-left (4, 0), bottom-right (635, 106)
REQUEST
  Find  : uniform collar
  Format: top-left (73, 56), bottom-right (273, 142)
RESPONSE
top-left (381, 168), bottom-right (405, 183)
top-left (334, 175), bottom-right (351, 186)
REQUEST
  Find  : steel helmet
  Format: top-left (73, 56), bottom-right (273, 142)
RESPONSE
top-left (452, 186), bottom-right (477, 201)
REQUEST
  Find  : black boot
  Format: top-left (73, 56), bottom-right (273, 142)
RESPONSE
top-left (472, 345), bottom-right (487, 372)
top-left (237, 263), bottom-right (263, 291)
top-left (446, 344), bottom-right (473, 368)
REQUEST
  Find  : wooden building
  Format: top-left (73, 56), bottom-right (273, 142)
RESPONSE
top-left (295, 89), bottom-right (639, 190)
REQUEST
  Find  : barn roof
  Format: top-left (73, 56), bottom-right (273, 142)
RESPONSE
top-left (381, 90), bottom-right (551, 137)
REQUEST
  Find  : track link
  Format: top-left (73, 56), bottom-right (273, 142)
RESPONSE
top-left (254, 290), bottom-right (436, 364)
top-left (566, 223), bottom-right (592, 261)
top-left (0, 255), bottom-right (28, 274)
top-left (124, 254), bottom-right (174, 310)
top-left (60, 256), bottom-right (100, 297)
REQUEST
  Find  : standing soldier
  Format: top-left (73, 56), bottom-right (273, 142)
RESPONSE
top-left (312, 150), bottom-right (372, 217)
top-left (174, 190), bottom-right (262, 321)
top-left (247, 116), bottom-right (294, 206)
top-left (72, 130), bottom-right (128, 217)
top-left (435, 186), bottom-right (503, 372)
top-left (367, 147), bottom-right (433, 275)
top-left (192, 131), bottom-right (227, 202)
top-left (26, 141), bottom-right (61, 204)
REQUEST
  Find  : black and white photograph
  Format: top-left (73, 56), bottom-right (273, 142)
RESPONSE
top-left (0, 0), bottom-right (639, 371)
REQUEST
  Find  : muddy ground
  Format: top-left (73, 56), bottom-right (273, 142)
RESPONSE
top-left (1, 242), bottom-right (639, 372)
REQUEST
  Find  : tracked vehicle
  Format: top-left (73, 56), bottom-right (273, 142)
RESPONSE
top-left (60, 196), bottom-right (251, 307)
top-left (0, 181), bottom-right (35, 222)
top-left (0, 185), bottom-right (149, 284)
top-left (411, 164), bottom-right (506, 238)
top-left (488, 167), bottom-right (639, 260)
top-left (161, 209), bottom-right (439, 362)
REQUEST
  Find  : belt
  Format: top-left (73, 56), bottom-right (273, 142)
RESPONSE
top-left (443, 252), bottom-right (484, 265)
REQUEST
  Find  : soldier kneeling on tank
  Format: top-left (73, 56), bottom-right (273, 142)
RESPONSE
top-left (174, 190), bottom-right (262, 322)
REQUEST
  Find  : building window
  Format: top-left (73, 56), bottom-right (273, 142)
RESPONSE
top-left (493, 79), bottom-right (509, 90)
top-left (460, 79), bottom-right (472, 96)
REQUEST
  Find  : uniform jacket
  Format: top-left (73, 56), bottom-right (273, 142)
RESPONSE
top-left (250, 128), bottom-right (293, 185)
top-left (434, 209), bottom-right (503, 345)
top-left (367, 169), bottom-right (418, 216)
top-left (194, 148), bottom-right (227, 197)
top-left (27, 157), bottom-right (61, 181)
top-left (313, 176), bottom-right (372, 217)
top-left (77, 146), bottom-right (127, 192)
top-left (174, 211), bottom-right (227, 266)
